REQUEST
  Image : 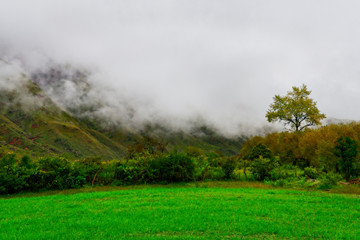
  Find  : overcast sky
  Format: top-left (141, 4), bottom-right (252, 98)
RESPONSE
top-left (1, 0), bottom-right (360, 134)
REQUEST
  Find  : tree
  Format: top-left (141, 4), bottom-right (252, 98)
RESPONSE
top-left (221, 158), bottom-right (236, 179)
top-left (334, 136), bottom-right (358, 181)
top-left (248, 143), bottom-right (273, 160)
top-left (266, 84), bottom-right (325, 131)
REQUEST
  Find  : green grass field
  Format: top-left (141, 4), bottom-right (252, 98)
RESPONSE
top-left (1, 184), bottom-right (359, 239)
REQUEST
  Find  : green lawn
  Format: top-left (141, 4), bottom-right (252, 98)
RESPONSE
top-left (1, 185), bottom-right (359, 239)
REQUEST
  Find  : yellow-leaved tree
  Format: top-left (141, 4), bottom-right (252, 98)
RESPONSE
top-left (266, 84), bottom-right (326, 132)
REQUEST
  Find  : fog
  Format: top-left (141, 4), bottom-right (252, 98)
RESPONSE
top-left (1, 0), bottom-right (360, 135)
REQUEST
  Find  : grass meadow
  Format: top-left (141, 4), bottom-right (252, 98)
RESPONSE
top-left (1, 182), bottom-right (359, 240)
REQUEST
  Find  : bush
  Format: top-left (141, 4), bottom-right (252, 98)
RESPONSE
top-left (221, 158), bottom-right (236, 179)
top-left (268, 176), bottom-right (315, 188)
top-left (334, 136), bottom-right (358, 181)
top-left (114, 159), bottom-right (143, 184)
top-left (36, 157), bottom-right (75, 190)
top-left (114, 152), bottom-right (196, 184)
top-left (304, 167), bottom-right (319, 179)
top-left (73, 156), bottom-right (102, 185)
top-left (0, 154), bottom-right (44, 194)
top-left (250, 157), bottom-right (278, 181)
top-left (248, 143), bottom-right (273, 160)
top-left (206, 167), bottom-right (224, 180)
top-left (149, 152), bottom-right (195, 183)
top-left (193, 156), bottom-right (209, 181)
top-left (205, 152), bottom-right (221, 167)
top-left (269, 165), bottom-right (293, 181)
top-left (318, 172), bottom-right (343, 190)
top-left (0, 154), bottom-right (24, 194)
top-left (97, 161), bottom-right (116, 185)
top-left (0, 154), bottom-right (16, 168)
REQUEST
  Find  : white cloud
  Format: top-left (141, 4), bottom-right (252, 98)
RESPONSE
top-left (1, 0), bottom-right (360, 135)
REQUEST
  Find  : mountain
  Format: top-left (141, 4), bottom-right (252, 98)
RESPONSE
top-left (0, 61), bottom-right (246, 159)
top-left (325, 117), bottom-right (355, 125)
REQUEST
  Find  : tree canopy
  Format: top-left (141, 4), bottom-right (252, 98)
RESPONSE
top-left (334, 136), bottom-right (358, 181)
top-left (266, 84), bottom-right (325, 131)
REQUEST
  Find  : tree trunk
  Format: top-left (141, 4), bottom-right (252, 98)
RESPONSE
top-left (243, 161), bottom-right (248, 181)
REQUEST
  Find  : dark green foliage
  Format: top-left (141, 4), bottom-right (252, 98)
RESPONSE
top-left (114, 152), bottom-right (153, 184)
top-left (19, 155), bottom-right (32, 169)
top-left (250, 157), bottom-right (278, 181)
top-left (269, 165), bottom-right (295, 181)
top-left (248, 143), bottom-right (273, 160)
top-left (193, 155), bottom-right (209, 180)
top-left (304, 167), bottom-right (319, 179)
top-left (74, 156), bottom-right (102, 185)
top-left (0, 154), bottom-right (26, 193)
top-left (318, 172), bottom-right (343, 190)
top-left (221, 158), bottom-right (236, 179)
top-left (0, 154), bottom-right (16, 168)
top-left (96, 161), bottom-right (116, 185)
top-left (334, 136), bottom-right (358, 180)
top-left (0, 152), bottom-right (197, 194)
top-left (192, 154), bottom-right (225, 181)
top-left (153, 152), bottom-right (195, 183)
top-left (114, 159), bottom-right (143, 184)
top-left (37, 157), bottom-right (76, 190)
top-left (114, 152), bottom-right (195, 185)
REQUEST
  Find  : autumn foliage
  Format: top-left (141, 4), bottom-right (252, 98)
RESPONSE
top-left (240, 122), bottom-right (360, 179)
top-left (266, 84), bottom-right (326, 131)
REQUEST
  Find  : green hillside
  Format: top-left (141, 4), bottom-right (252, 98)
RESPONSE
top-left (0, 83), bottom-right (125, 159)
top-left (0, 70), bottom-right (245, 160)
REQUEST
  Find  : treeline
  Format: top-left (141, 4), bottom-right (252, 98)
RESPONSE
top-left (240, 122), bottom-right (360, 185)
top-left (1, 122), bottom-right (360, 195)
top-left (0, 150), bottom-right (238, 194)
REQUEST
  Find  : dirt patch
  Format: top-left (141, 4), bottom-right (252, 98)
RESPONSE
top-left (9, 137), bottom-right (22, 145)
top-left (349, 178), bottom-right (360, 185)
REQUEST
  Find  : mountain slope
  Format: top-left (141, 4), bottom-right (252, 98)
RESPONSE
top-left (0, 62), bottom-right (246, 159)
top-left (0, 70), bottom-right (127, 159)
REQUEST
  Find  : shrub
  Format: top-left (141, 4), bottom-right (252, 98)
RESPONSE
top-left (36, 157), bottom-right (75, 190)
top-left (0, 154), bottom-right (23, 194)
top-left (150, 152), bottom-right (195, 183)
top-left (334, 136), bottom-right (358, 181)
top-left (221, 158), bottom-right (236, 179)
top-left (269, 165), bottom-right (293, 181)
top-left (0, 154), bottom-right (16, 168)
top-left (114, 159), bottom-right (142, 184)
top-left (206, 167), bottom-right (225, 180)
top-left (114, 152), bottom-right (195, 184)
top-left (268, 176), bottom-right (313, 188)
top-left (304, 167), bottom-right (319, 179)
top-left (250, 157), bottom-right (278, 181)
top-left (19, 155), bottom-right (32, 169)
top-left (248, 143), bottom-right (273, 160)
top-left (205, 152), bottom-right (221, 167)
top-left (97, 161), bottom-right (116, 185)
top-left (74, 156), bottom-right (102, 185)
top-left (318, 172), bottom-right (343, 190)
top-left (193, 156), bottom-right (209, 181)
top-left (0, 154), bottom-right (42, 194)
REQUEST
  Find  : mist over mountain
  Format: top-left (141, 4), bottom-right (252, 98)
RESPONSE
top-left (1, 1), bottom-right (360, 137)
top-left (0, 56), bottom-right (276, 137)
top-left (0, 59), bottom-right (249, 158)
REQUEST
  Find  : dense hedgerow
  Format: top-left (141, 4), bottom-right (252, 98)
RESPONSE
top-left (2, 135), bottom-right (358, 194)
top-left (0, 150), bottom-right (239, 194)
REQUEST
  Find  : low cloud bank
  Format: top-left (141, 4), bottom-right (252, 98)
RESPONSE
top-left (1, 1), bottom-right (360, 135)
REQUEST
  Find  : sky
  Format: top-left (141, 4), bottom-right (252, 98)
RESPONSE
top-left (1, 0), bottom-right (360, 135)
